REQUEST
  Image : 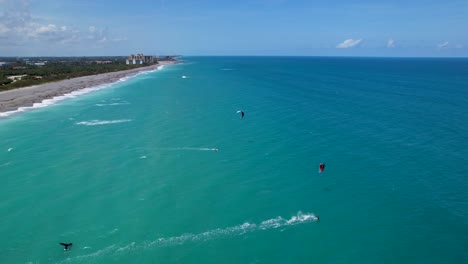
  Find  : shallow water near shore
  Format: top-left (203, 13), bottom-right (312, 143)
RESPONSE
top-left (1, 57), bottom-right (467, 263)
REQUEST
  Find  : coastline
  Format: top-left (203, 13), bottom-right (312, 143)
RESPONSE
top-left (0, 61), bottom-right (175, 117)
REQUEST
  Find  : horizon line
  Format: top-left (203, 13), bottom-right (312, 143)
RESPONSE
top-left (1, 55), bottom-right (467, 59)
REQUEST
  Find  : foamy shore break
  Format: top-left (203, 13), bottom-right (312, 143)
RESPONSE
top-left (0, 61), bottom-right (175, 116)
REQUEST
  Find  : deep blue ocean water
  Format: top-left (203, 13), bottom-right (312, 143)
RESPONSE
top-left (1, 57), bottom-right (467, 263)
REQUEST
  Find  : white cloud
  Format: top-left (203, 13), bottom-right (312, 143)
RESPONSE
top-left (97, 37), bottom-right (107, 44)
top-left (336, 38), bottom-right (362, 48)
top-left (36, 24), bottom-right (59, 34)
top-left (387, 38), bottom-right (395, 48)
top-left (0, 0), bottom-right (126, 48)
top-left (84, 26), bottom-right (125, 45)
top-left (455, 44), bottom-right (464, 49)
top-left (0, 23), bottom-right (9, 34)
top-left (437, 41), bottom-right (449, 49)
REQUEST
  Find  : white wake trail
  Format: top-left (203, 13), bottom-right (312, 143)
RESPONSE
top-left (149, 211), bottom-right (317, 247)
top-left (156, 147), bottom-right (218, 151)
top-left (75, 119), bottom-right (132, 126)
top-left (56, 211), bottom-right (317, 263)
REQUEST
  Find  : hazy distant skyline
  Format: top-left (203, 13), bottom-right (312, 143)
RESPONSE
top-left (1, 0), bottom-right (467, 57)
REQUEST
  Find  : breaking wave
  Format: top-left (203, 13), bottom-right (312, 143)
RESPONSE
top-left (0, 85), bottom-right (113, 118)
top-left (0, 66), bottom-right (164, 118)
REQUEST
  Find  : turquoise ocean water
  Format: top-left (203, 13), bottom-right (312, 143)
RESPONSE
top-left (1, 57), bottom-right (467, 263)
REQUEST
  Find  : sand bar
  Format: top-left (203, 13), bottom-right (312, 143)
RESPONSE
top-left (0, 62), bottom-right (174, 115)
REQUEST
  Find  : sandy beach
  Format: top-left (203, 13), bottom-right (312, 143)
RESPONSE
top-left (0, 62), bottom-right (174, 115)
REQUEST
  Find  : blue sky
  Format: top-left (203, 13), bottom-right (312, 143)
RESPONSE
top-left (0, 0), bottom-right (467, 56)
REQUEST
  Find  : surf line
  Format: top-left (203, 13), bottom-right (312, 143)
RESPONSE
top-left (0, 67), bottom-right (165, 118)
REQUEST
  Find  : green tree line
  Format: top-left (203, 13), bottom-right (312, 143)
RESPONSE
top-left (0, 62), bottom-right (157, 91)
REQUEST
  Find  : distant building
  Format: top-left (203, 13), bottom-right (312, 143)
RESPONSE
top-left (7, 75), bottom-right (28, 82)
top-left (25, 61), bottom-right (47, 66)
top-left (95, 60), bottom-right (113, 64)
top-left (126, 54), bottom-right (155, 64)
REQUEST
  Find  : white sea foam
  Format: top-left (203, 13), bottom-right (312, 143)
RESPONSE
top-left (56, 245), bottom-right (116, 264)
top-left (0, 162), bottom-right (11, 167)
top-left (140, 155), bottom-right (147, 159)
top-left (0, 85), bottom-right (110, 118)
top-left (148, 212), bottom-right (316, 248)
top-left (181, 75), bottom-right (187, 78)
top-left (0, 67), bottom-right (164, 118)
top-left (7, 148), bottom-right (13, 152)
top-left (116, 242), bottom-right (136, 253)
top-left (157, 147), bottom-right (218, 151)
top-left (95, 102), bottom-right (130, 107)
top-left (145, 211), bottom-right (316, 249)
top-left (75, 245), bottom-right (116, 261)
top-left (75, 119), bottom-right (132, 126)
top-left (109, 228), bottom-right (119, 235)
top-left (147, 222), bottom-right (257, 248)
top-left (220, 68), bottom-right (234, 71)
top-left (56, 212), bottom-right (316, 262)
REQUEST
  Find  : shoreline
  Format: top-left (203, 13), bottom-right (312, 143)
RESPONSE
top-left (0, 61), bottom-right (175, 117)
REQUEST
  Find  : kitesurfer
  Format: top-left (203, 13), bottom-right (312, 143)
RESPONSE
top-left (319, 163), bottom-right (325, 173)
top-left (241, 111), bottom-right (245, 119)
top-left (60, 243), bottom-right (72, 251)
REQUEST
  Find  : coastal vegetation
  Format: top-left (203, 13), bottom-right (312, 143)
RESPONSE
top-left (0, 56), bottom-right (175, 91)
